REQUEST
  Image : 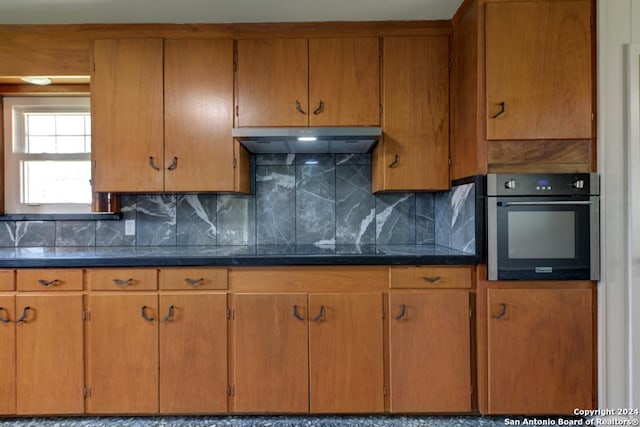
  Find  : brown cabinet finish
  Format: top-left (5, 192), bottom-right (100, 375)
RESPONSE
top-left (485, 0), bottom-right (592, 140)
top-left (159, 268), bottom-right (228, 291)
top-left (232, 293), bottom-right (309, 413)
top-left (309, 293), bottom-right (384, 413)
top-left (486, 287), bottom-right (593, 414)
top-left (0, 295), bottom-right (15, 415)
top-left (0, 270), bottom-right (15, 291)
top-left (87, 268), bottom-right (158, 291)
top-left (389, 291), bottom-right (471, 412)
top-left (17, 269), bottom-right (83, 291)
top-left (374, 36), bottom-right (450, 192)
top-left (92, 39), bottom-right (164, 192)
top-left (389, 266), bottom-right (472, 289)
top-left (159, 293), bottom-right (228, 413)
top-left (87, 293), bottom-right (159, 414)
top-left (15, 294), bottom-right (84, 415)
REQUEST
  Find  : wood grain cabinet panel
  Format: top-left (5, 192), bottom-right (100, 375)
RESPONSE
top-left (159, 268), bottom-right (228, 291)
top-left (389, 292), bottom-right (471, 412)
top-left (0, 295), bottom-right (16, 415)
top-left (87, 268), bottom-right (158, 291)
top-left (485, 0), bottom-right (592, 140)
top-left (486, 287), bottom-right (593, 414)
top-left (0, 270), bottom-right (15, 291)
top-left (15, 294), bottom-right (84, 415)
top-left (390, 266), bottom-right (472, 289)
top-left (17, 269), bottom-right (83, 291)
top-left (374, 36), bottom-right (450, 192)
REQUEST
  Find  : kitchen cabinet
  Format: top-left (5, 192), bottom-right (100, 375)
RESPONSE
top-left (485, 0), bottom-right (592, 140)
top-left (373, 36), bottom-right (450, 192)
top-left (235, 38), bottom-right (380, 127)
top-left (92, 38), bottom-right (249, 193)
top-left (485, 287), bottom-right (594, 414)
top-left (0, 295), bottom-right (15, 415)
top-left (232, 292), bottom-right (384, 414)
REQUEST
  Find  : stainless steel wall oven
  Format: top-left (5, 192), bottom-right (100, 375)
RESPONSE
top-left (487, 173), bottom-right (599, 280)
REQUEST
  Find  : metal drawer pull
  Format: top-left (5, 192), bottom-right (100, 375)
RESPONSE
top-left (293, 305), bottom-right (304, 321)
top-left (491, 101), bottom-right (505, 118)
top-left (313, 100), bottom-right (324, 115)
top-left (394, 304), bottom-right (407, 321)
top-left (148, 156), bottom-right (161, 171)
top-left (312, 305), bottom-right (325, 322)
top-left (37, 279), bottom-right (60, 287)
top-left (141, 306), bottom-right (154, 322)
top-left (494, 303), bottom-right (507, 320)
top-left (17, 307), bottom-right (31, 323)
top-left (0, 307), bottom-right (10, 324)
top-left (389, 154), bottom-right (399, 168)
top-left (184, 277), bottom-right (204, 287)
top-left (498, 201), bottom-right (593, 207)
top-left (163, 305), bottom-right (175, 323)
top-left (167, 156), bottom-right (178, 171)
top-left (422, 276), bottom-right (441, 284)
top-left (295, 100), bottom-right (307, 115)
top-left (112, 278), bottom-right (133, 287)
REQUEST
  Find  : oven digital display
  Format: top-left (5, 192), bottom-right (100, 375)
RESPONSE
top-left (537, 179), bottom-right (549, 186)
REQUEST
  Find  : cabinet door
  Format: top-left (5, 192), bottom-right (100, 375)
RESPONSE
top-left (486, 1), bottom-right (592, 140)
top-left (377, 36), bottom-right (450, 191)
top-left (164, 39), bottom-right (236, 192)
top-left (159, 293), bottom-right (227, 413)
top-left (0, 296), bottom-right (15, 415)
top-left (487, 288), bottom-right (593, 414)
top-left (236, 39), bottom-right (308, 127)
top-left (309, 38), bottom-right (380, 126)
top-left (389, 292), bottom-right (471, 412)
top-left (87, 293), bottom-right (158, 414)
top-left (92, 38), bottom-right (164, 192)
top-left (15, 295), bottom-right (84, 415)
top-left (309, 293), bottom-right (384, 413)
top-left (233, 293), bottom-right (308, 413)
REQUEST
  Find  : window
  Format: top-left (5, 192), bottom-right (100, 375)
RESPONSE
top-left (3, 97), bottom-right (91, 213)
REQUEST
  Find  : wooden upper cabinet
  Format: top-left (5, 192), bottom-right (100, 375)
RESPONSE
top-left (486, 287), bottom-right (593, 414)
top-left (236, 37), bottom-right (380, 127)
top-left (308, 38), bottom-right (380, 126)
top-left (486, 0), bottom-right (592, 140)
top-left (92, 38), bottom-right (164, 192)
top-left (373, 36), bottom-right (450, 192)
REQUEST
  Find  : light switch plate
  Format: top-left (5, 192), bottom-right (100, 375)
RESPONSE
top-left (124, 219), bottom-right (135, 236)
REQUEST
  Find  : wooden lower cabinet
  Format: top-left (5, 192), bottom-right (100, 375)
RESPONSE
top-left (0, 295), bottom-right (16, 415)
top-left (389, 291), bottom-right (471, 413)
top-left (485, 287), bottom-right (594, 414)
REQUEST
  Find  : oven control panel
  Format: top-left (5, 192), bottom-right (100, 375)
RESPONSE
top-left (487, 173), bottom-right (599, 196)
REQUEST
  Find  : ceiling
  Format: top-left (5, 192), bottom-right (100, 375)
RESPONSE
top-left (0, 0), bottom-right (463, 25)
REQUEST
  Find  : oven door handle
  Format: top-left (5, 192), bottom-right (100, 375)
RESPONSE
top-left (497, 201), bottom-right (593, 207)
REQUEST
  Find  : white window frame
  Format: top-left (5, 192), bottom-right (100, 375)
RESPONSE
top-left (3, 96), bottom-right (92, 214)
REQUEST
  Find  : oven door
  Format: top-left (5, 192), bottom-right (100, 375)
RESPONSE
top-left (487, 196), bottom-right (599, 280)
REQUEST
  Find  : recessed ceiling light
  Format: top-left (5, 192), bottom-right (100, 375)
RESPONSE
top-left (20, 76), bottom-right (52, 86)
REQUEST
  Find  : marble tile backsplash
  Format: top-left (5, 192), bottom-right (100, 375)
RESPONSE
top-left (0, 154), bottom-right (477, 253)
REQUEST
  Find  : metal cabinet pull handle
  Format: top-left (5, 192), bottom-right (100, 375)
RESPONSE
top-left (293, 305), bottom-right (304, 321)
top-left (313, 100), bottom-right (324, 115)
top-left (148, 156), bottom-right (160, 171)
top-left (184, 277), bottom-right (204, 287)
top-left (422, 276), bottom-right (441, 284)
top-left (167, 156), bottom-right (178, 171)
top-left (312, 305), bottom-right (325, 322)
top-left (494, 303), bottom-right (507, 320)
top-left (141, 306), bottom-right (154, 322)
top-left (0, 307), bottom-right (11, 324)
top-left (491, 101), bottom-right (506, 118)
top-left (17, 307), bottom-right (31, 323)
top-left (394, 304), bottom-right (407, 321)
top-left (389, 154), bottom-right (399, 168)
top-left (295, 100), bottom-right (307, 115)
top-left (37, 279), bottom-right (59, 287)
top-left (112, 278), bottom-right (133, 287)
top-left (163, 305), bottom-right (175, 323)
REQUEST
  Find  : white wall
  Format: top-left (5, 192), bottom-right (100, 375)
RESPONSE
top-left (597, 0), bottom-right (640, 409)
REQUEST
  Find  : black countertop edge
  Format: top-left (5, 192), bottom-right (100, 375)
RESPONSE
top-left (0, 213), bottom-right (122, 221)
top-left (0, 254), bottom-right (483, 269)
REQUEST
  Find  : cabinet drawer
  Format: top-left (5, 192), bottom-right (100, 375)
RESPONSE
top-left (17, 269), bottom-right (83, 291)
top-left (389, 266), bottom-right (472, 289)
top-left (88, 268), bottom-right (158, 291)
top-left (159, 268), bottom-right (228, 290)
top-left (0, 270), bottom-right (15, 291)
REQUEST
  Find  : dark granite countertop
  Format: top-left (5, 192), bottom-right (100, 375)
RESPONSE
top-left (0, 244), bottom-right (481, 268)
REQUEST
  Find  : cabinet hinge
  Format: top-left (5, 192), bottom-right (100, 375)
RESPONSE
top-left (83, 310), bottom-right (91, 321)
top-left (448, 59), bottom-right (452, 69)
top-left (227, 384), bottom-right (235, 396)
top-left (448, 157), bottom-right (452, 166)
top-left (592, 112), bottom-right (595, 121)
top-left (235, 105), bottom-right (239, 117)
top-left (233, 157), bottom-right (237, 169)
top-left (227, 308), bottom-right (235, 320)
top-left (83, 385), bottom-right (92, 398)
top-left (383, 385), bottom-right (388, 396)
top-left (469, 308), bottom-right (472, 318)
top-left (470, 385), bottom-right (474, 396)
top-left (382, 307), bottom-right (385, 320)
top-left (92, 62), bottom-right (96, 73)
top-left (379, 104), bottom-right (383, 114)
top-left (379, 44), bottom-right (383, 58)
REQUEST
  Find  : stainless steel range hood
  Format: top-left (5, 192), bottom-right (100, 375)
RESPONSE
top-left (232, 127), bottom-right (381, 154)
